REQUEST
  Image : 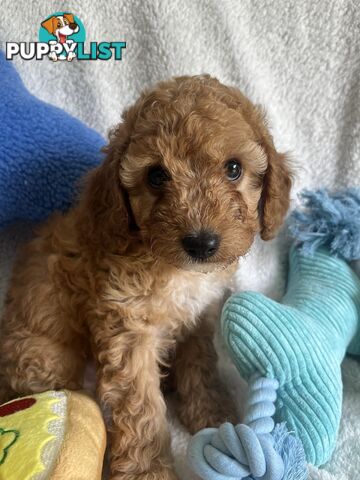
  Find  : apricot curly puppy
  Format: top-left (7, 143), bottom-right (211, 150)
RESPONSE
top-left (0, 75), bottom-right (291, 480)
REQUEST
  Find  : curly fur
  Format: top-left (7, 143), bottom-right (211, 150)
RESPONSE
top-left (0, 75), bottom-right (291, 480)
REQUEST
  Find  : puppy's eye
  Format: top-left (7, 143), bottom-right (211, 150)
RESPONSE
top-left (147, 166), bottom-right (170, 189)
top-left (225, 158), bottom-right (242, 181)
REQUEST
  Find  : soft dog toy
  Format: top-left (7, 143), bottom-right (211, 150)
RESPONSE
top-left (188, 375), bottom-right (307, 480)
top-left (0, 50), bottom-right (105, 229)
top-left (0, 390), bottom-right (106, 479)
top-left (187, 188), bottom-right (360, 478)
top-left (222, 189), bottom-right (360, 467)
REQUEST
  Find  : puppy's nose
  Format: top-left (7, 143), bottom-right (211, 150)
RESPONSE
top-left (69, 22), bottom-right (77, 30)
top-left (181, 230), bottom-right (220, 260)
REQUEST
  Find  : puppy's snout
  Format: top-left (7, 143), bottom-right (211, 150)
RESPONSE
top-left (181, 230), bottom-right (220, 260)
top-left (69, 22), bottom-right (77, 30)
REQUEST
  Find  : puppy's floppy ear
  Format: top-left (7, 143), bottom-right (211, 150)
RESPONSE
top-left (81, 110), bottom-right (138, 251)
top-left (201, 78), bottom-right (292, 240)
top-left (257, 114), bottom-right (292, 240)
top-left (63, 13), bottom-right (75, 24)
top-left (41, 16), bottom-right (57, 34)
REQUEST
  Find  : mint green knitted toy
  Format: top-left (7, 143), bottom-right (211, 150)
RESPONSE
top-left (221, 189), bottom-right (360, 466)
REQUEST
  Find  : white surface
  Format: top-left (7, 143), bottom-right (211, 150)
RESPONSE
top-left (1, 1), bottom-right (359, 478)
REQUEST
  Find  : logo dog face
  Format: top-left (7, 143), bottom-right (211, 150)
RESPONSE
top-left (41, 14), bottom-right (79, 44)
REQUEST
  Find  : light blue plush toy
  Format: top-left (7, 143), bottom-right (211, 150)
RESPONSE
top-left (187, 189), bottom-right (360, 479)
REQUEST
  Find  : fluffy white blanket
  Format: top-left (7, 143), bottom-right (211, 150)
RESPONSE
top-left (1, 1), bottom-right (359, 478)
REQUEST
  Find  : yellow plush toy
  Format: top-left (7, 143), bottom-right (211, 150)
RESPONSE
top-left (0, 390), bottom-right (106, 480)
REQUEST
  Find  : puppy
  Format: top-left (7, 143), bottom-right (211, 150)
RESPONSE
top-left (0, 75), bottom-right (291, 480)
top-left (41, 13), bottom-right (79, 62)
top-left (41, 13), bottom-right (79, 44)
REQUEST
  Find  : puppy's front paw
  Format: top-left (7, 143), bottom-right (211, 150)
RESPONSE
top-left (48, 52), bottom-right (58, 62)
top-left (67, 51), bottom-right (76, 62)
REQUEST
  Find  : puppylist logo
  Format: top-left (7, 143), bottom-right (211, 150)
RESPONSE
top-left (6, 12), bottom-right (126, 62)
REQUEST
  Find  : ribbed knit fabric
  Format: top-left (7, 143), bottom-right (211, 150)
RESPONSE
top-left (221, 246), bottom-right (360, 466)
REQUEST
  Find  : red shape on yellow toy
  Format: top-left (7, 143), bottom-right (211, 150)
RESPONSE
top-left (0, 398), bottom-right (36, 417)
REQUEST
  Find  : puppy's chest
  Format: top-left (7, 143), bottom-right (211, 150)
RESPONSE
top-left (154, 271), bottom-right (226, 328)
top-left (105, 264), bottom-right (230, 332)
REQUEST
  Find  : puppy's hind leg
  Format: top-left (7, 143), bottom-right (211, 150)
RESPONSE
top-left (0, 323), bottom-right (87, 402)
top-left (174, 316), bottom-right (237, 433)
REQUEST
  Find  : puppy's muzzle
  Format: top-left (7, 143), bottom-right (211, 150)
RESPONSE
top-left (181, 230), bottom-right (220, 260)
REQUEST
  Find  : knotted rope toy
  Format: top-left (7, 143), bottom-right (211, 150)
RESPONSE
top-left (187, 188), bottom-right (360, 478)
top-left (187, 375), bottom-right (306, 480)
top-left (290, 189), bottom-right (360, 261)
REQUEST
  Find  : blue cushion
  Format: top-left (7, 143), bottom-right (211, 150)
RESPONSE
top-left (0, 50), bottom-right (105, 229)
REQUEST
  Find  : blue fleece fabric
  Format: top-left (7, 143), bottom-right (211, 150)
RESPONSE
top-left (0, 51), bottom-right (105, 229)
